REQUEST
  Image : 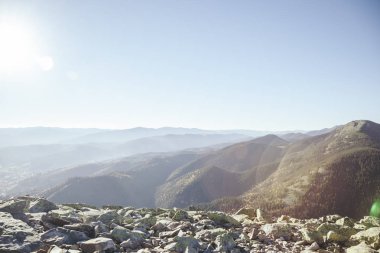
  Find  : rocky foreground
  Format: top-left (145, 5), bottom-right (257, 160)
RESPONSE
top-left (0, 197), bottom-right (380, 253)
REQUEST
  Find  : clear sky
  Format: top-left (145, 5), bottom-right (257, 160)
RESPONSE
top-left (0, 0), bottom-right (379, 131)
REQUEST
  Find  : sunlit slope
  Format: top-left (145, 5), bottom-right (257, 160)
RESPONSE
top-left (31, 152), bottom-right (201, 206)
top-left (213, 120), bottom-right (380, 218)
top-left (156, 135), bottom-right (288, 207)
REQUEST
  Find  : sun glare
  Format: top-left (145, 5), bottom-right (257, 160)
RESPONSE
top-left (0, 19), bottom-right (53, 73)
top-left (0, 21), bottom-right (35, 72)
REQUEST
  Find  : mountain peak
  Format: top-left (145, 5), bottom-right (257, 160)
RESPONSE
top-left (338, 120), bottom-right (380, 139)
top-left (249, 134), bottom-right (288, 146)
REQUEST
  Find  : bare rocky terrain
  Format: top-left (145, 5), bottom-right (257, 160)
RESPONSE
top-left (1, 197), bottom-right (379, 253)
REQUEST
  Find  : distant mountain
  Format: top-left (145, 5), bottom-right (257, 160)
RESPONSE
top-left (211, 120), bottom-right (380, 218)
top-left (4, 121), bottom-right (374, 219)
top-left (155, 134), bottom-right (288, 207)
top-left (0, 127), bottom-right (105, 147)
top-left (280, 132), bottom-right (310, 142)
top-left (43, 152), bottom-right (202, 207)
top-left (66, 127), bottom-right (276, 144)
top-left (2, 133), bottom-right (247, 196)
top-left (28, 134), bottom-right (288, 207)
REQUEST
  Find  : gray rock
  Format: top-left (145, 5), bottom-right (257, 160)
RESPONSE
top-left (359, 216), bottom-right (380, 228)
top-left (0, 199), bottom-right (28, 214)
top-left (98, 210), bottom-right (122, 225)
top-left (64, 223), bottom-right (95, 238)
top-left (79, 237), bottom-right (116, 253)
top-left (351, 227), bottom-right (380, 249)
top-left (346, 242), bottom-right (377, 253)
top-left (174, 236), bottom-right (200, 252)
top-left (256, 209), bottom-right (271, 223)
top-left (261, 223), bottom-right (293, 239)
top-left (307, 241), bottom-right (320, 251)
top-left (28, 199), bottom-right (58, 213)
top-left (300, 227), bottom-right (323, 244)
top-left (172, 209), bottom-right (189, 221)
top-left (48, 245), bottom-right (81, 253)
top-left (215, 232), bottom-right (236, 251)
top-left (0, 212), bottom-right (41, 253)
top-left (207, 212), bottom-right (240, 226)
top-left (41, 227), bottom-right (89, 245)
top-left (111, 225), bottom-right (146, 243)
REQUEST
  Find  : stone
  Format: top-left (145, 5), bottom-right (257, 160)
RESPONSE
top-left (48, 245), bottom-right (81, 253)
top-left (97, 210), bottom-right (122, 225)
top-left (307, 242), bottom-right (320, 251)
top-left (40, 227), bottom-right (89, 245)
top-left (235, 208), bottom-right (256, 218)
top-left (79, 237), bottom-right (116, 253)
top-left (300, 227), bottom-right (323, 244)
top-left (359, 216), bottom-right (380, 228)
top-left (111, 225), bottom-right (145, 243)
top-left (335, 217), bottom-right (355, 227)
top-left (277, 215), bottom-right (291, 223)
top-left (120, 238), bottom-right (142, 250)
top-left (0, 199), bottom-right (28, 214)
top-left (207, 212), bottom-right (240, 226)
top-left (63, 223), bottom-right (95, 238)
top-left (256, 209), bottom-right (271, 223)
top-left (172, 209), bottom-right (189, 221)
top-left (346, 241), bottom-right (377, 253)
top-left (350, 227), bottom-right (380, 249)
top-left (0, 212), bottom-right (41, 252)
top-left (215, 232), bottom-right (236, 251)
top-left (174, 236), bottom-right (200, 252)
top-left (28, 199), bottom-right (58, 213)
top-left (261, 223), bottom-right (293, 239)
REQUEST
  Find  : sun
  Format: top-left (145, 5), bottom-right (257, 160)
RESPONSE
top-left (0, 21), bottom-right (35, 72)
top-left (0, 19), bottom-right (54, 73)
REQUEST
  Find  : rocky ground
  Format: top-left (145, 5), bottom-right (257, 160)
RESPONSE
top-left (0, 197), bottom-right (379, 253)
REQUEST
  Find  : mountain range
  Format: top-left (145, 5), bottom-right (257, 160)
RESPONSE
top-left (2, 120), bottom-right (379, 219)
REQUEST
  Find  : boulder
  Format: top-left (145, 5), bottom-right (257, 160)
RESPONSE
top-left (256, 209), bottom-right (271, 223)
top-left (0, 199), bottom-right (28, 214)
top-left (215, 233), bottom-right (236, 251)
top-left (0, 212), bottom-right (41, 253)
top-left (335, 217), bottom-right (355, 227)
top-left (235, 208), bottom-right (256, 218)
top-left (63, 223), bottom-right (95, 238)
top-left (359, 216), bottom-right (380, 228)
top-left (97, 210), bottom-right (122, 225)
top-left (28, 199), bottom-right (58, 213)
top-left (172, 209), bottom-right (189, 221)
top-left (48, 245), bottom-right (81, 253)
top-left (174, 236), bottom-right (200, 253)
top-left (350, 227), bottom-right (380, 249)
top-left (79, 237), bottom-right (116, 253)
top-left (41, 227), bottom-right (89, 245)
top-left (346, 242), bottom-right (377, 253)
top-left (261, 223), bottom-right (294, 240)
top-left (207, 212), bottom-right (240, 226)
top-left (300, 227), bottom-right (323, 244)
top-left (111, 225), bottom-right (146, 243)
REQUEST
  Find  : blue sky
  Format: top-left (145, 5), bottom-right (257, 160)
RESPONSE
top-left (0, 0), bottom-right (379, 130)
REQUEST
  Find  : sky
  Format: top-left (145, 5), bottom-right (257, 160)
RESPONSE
top-left (0, 0), bottom-right (379, 131)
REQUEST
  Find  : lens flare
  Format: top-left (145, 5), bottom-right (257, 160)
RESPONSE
top-left (370, 200), bottom-right (380, 217)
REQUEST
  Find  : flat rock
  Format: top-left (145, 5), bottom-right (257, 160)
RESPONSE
top-left (79, 237), bottom-right (116, 253)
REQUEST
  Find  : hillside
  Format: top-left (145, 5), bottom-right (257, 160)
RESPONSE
top-left (155, 135), bottom-right (288, 207)
top-left (1, 133), bottom-right (246, 197)
top-left (44, 152), bottom-right (200, 207)
top-left (4, 120), bottom-right (379, 220)
top-left (212, 120), bottom-right (380, 219)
